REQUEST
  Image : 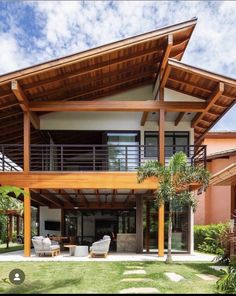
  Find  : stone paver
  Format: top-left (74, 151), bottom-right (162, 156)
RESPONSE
top-left (123, 270), bottom-right (146, 275)
top-left (209, 266), bottom-right (227, 272)
top-left (125, 266), bottom-right (145, 269)
top-left (165, 272), bottom-right (184, 282)
top-left (196, 274), bottom-right (219, 281)
top-left (119, 287), bottom-right (160, 294)
top-left (121, 278), bottom-right (154, 282)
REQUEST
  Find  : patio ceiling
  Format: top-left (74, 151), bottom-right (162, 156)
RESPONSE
top-left (28, 188), bottom-right (156, 209)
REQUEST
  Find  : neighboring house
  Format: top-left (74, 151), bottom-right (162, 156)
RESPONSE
top-left (195, 132), bottom-right (236, 225)
top-left (0, 18), bottom-right (236, 257)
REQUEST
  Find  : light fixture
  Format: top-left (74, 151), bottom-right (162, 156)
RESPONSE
top-left (152, 112), bottom-right (156, 115)
top-left (187, 112), bottom-right (191, 115)
top-left (74, 206), bottom-right (79, 210)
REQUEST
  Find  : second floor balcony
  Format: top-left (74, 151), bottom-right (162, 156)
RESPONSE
top-left (0, 144), bottom-right (206, 172)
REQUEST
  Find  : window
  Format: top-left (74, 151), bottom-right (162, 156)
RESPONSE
top-left (144, 131), bottom-right (189, 158)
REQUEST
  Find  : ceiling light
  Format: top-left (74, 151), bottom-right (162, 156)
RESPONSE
top-left (74, 207), bottom-right (79, 209)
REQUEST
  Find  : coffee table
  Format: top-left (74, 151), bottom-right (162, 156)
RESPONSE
top-left (64, 244), bottom-right (76, 256)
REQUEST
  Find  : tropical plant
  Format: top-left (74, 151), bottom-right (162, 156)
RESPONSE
top-left (137, 151), bottom-right (210, 264)
top-left (0, 186), bottom-right (24, 247)
top-left (216, 257), bottom-right (236, 294)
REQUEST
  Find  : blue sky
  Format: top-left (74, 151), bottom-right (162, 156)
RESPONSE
top-left (0, 1), bottom-right (236, 130)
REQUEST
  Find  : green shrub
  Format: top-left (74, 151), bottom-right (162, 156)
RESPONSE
top-left (194, 223), bottom-right (230, 255)
top-left (216, 256), bottom-right (236, 294)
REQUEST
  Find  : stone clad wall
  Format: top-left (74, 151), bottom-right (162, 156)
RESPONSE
top-left (117, 234), bottom-right (136, 252)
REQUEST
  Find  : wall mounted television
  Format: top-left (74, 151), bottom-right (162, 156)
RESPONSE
top-left (44, 221), bottom-right (61, 231)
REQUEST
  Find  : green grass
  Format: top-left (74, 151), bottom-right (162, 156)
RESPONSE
top-left (0, 243), bottom-right (23, 254)
top-left (0, 261), bottom-right (224, 294)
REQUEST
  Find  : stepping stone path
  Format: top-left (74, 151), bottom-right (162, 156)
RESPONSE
top-left (119, 287), bottom-right (160, 294)
top-left (123, 270), bottom-right (146, 275)
top-left (120, 265), bottom-right (159, 294)
top-left (196, 274), bottom-right (219, 281)
top-left (165, 272), bottom-right (184, 282)
top-left (209, 266), bottom-right (227, 272)
top-left (125, 266), bottom-right (145, 269)
top-left (121, 278), bottom-right (154, 282)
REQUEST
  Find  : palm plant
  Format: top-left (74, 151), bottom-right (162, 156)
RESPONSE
top-left (0, 186), bottom-right (24, 247)
top-left (137, 151), bottom-right (210, 264)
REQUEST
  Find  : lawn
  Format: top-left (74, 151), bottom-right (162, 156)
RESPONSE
top-left (0, 243), bottom-right (23, 254)
top-left (0, 261), bottom-right (223, 294)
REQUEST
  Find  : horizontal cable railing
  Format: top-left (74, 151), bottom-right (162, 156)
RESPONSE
top-left (0, 144), bottom-right (206, 172)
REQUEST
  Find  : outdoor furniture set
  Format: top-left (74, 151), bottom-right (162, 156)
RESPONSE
top-left (32, 235), bottom-right (111, 258)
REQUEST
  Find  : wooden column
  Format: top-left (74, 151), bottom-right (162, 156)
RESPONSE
top-left (158, 108), bottom-right (165, 257)
top-left (16, 215), bottom-right (20, 235)
top-left (146, 201), bottom-right (150, 253)
top-left (24, 188), bottom-right (31, 257)
top-left (9, 215), bottom-right (13, 242)
top-left (24, 112), bottom-right (30, 172)
top-left (136, 195), bottom-right (143, 253)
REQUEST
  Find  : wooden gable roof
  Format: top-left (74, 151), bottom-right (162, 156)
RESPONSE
top-left (163, 59), bottom-right (236, 144)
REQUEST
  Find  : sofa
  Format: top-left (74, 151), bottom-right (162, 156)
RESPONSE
top-left (89, 235), bottom-right (111, 258)
top-left (32, 236), bottom-right (60, 256)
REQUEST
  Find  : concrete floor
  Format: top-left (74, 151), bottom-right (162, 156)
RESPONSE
top-left (0, 250), bottom-right (215, 262)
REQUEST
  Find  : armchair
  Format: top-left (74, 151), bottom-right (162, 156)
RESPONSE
top-left (89, 235), bottom-right (111, 258)
top-left (32, 236), bottom-right (60, 256)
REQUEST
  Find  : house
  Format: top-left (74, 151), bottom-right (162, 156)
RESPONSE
top-left (195, 132), bottom-right (236, 225)
top-left (0, 18), bottom-right (236, 257)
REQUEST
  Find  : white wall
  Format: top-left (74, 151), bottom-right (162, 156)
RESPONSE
top-left (39, 207), bottom-right (62, 237)
top-left (164, 88), bottom-right (203, 102)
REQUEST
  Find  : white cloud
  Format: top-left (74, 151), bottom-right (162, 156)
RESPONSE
top-left (0, 0), bottom-right (235, 130)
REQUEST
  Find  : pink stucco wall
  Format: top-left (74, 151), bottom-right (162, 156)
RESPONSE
top-left (195, 135), bottom-right (236, 225)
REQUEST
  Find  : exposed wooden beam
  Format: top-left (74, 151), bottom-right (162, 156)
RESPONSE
top-left (175, 112), bottom-right (185, 126)
top-left (153, 34), bottom-right (173, 99)
top-left (29, 100), bottom-right (207, 112)
top-left (30, 70), bottom-right (154, 101)
top-left (140, 112), bottom-right (149, 126)
top-left (191, 82), bottom-right (224, 128)
top-left (95, 189), bottom-right (100, 204)
top-left (168, 59), bottom-right (236, 87)
top-left (11, 80), bottom-right (40, 129)
top-left (0, 101), bottom-right (19, 111)
top-left (31, 190), bottom-right (50, 207)
top-left (168, 77), bottom-right (212, 94)
top-left (77, 190), bottom-right (88, 206)
top-left (40, 189), bottom-right (64, 208)
top-left (59, 189), bottom-right (75, 208)
top-left (155, 65), bottom-right (171, 100)
top-left (23, 58), bottom-right (158, 94)
top-left (125, 190), bottom-right (134, 204)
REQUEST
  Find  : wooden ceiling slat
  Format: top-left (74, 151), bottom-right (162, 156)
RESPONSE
top-left (27, 64), bottom-right (157, 100)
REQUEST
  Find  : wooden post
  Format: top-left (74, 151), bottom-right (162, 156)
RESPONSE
top-left (24, 188), bottom-right (31, 257)
top-left (9, 215), bottom-right (13, 242)
top-left (146, 201), bottom-right (150, 253)
top-left (158, 108), bottom-right (165, 257)
top-left (24, 112), bottom-right (30, 172)
top-left (16, 215), bottom-right (20, 235)
top-left (136, 195), bottom-right (143, 253)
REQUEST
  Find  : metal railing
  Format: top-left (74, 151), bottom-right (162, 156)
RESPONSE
top-left (0, 144), bottom-right (206, 172)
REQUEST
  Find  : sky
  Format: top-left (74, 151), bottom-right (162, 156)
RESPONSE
top-left (0, 0), bottom-right (236, 130)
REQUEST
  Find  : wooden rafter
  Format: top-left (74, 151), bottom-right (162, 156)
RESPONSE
top-left (40, 189), bottom-right (64, 208)
top-left (174, 112), bottom-right (185, 126)
top-left (168, 76), bottom-right (212, 94)
top-left (143, 34), bottom-right (173, 121)
top-left (29, 100), bottom-right (207, 112)
top-left (30, 70), bottom-right (154, 101)
top-left (140, 112), bottom-right (149, 126)
top-left (191, 82), bottom-right (224, 128)
top-left (58, 189), bottom-right (75, 208)
top-left (77, 190), bottom-right (88, 206)
top-left (125, 190), bottom-right (134, 204)
top-left (11, 80), bottom-right (40, 129)
top-left (95, 189), bottom-right (100, 204)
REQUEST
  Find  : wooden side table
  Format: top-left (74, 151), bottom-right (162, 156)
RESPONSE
top-left (64, 244), bottom-right (76, 256)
